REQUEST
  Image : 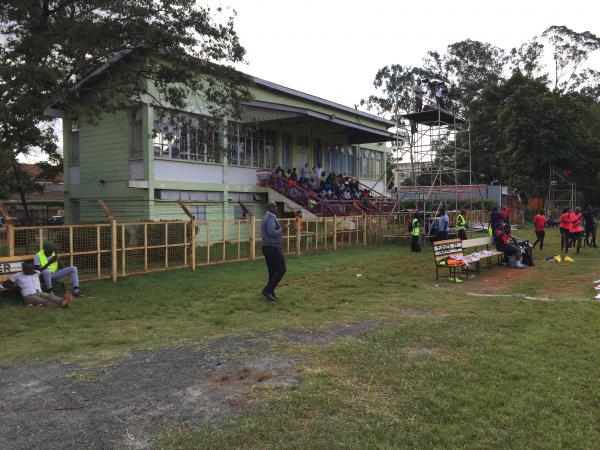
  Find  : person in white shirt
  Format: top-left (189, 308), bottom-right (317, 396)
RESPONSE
top-left (314, 165), bottom-right (322, 186)
top-left (8, 261), bottom-right (72, 307)
top-left (436, 85), bottom-right (445, 109)
top-left (414, 79), bottom-right (425, 112)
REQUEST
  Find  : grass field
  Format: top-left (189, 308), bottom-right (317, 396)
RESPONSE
top-left (2, 227), bottom-right (600, 448)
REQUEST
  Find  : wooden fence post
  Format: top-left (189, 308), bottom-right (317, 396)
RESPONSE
top-left (323, 217), bottom-right (327, 250)
top-left (110, 218), bottom-right (117, 283)
top-left (0, 201), bottom-right (14, 256)
top-left (363, 214), bottom-right (367, 246)
top-left (333, 215), bottom-right (337, 251)
top-left (98, 200), bottom-right (118, 283)
top-left (176, 200), bottom-right (196, 271)
top-left (191, 219), bottom-right (196, 271)
top-left (250, 214), bottom-right (256, 260)
top-left (295, 217), bottom-right (301, 256)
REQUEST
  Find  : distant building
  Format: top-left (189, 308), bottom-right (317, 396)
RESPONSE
top-left (5, 164), bottom-right (64, 225)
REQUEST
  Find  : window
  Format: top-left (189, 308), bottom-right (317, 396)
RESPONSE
top-left (154, 190), bottom-right (223, 202)
top-left (282, 133), bottom-right (292, 170)
top-left (70, 120), bottom-right (80, 164)
top-left (313, 139), bottom-right (322, 168)
top-left (189, 205), bottom-right (206, 222)
top-left (359, 148), bottom-right (384, 179)
top-left (234, 205), bottom-right (246, 221)
top-left (324, 144), bottom-right (356, 176)
top-left (70, 199), bottom-right (80, 224)
top-left (227, 125), bottom-right (275, 168)
top-left (131, 109), bottom-right (143, 158)
top-left (153, 108), bottom-right (222, 163)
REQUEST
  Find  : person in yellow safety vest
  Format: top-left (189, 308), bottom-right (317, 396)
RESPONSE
top-left (410, 211), bottom-right (422, 252)
top-left (34, 241), bottom-right (82, 297)
top-left (456, 209), bottom-right (467, 241)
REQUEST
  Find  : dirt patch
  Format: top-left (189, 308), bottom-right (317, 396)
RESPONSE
top-left (0, 321), bottom-right (385, 450)
top-left (281, 320), bottom-right (380, 345)
top-left (0, 347), bottom-right (297, 450)
top-left (467, 265), bottom-right (538, 295)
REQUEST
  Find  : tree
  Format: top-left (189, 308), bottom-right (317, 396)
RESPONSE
top-left (470, 72), bottom-right (600, 201)
top-left (0, 1), bottom-right (250, 224)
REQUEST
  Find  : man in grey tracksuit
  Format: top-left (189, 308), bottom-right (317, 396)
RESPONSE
top-left (261, 202), bottom-right (286, 301)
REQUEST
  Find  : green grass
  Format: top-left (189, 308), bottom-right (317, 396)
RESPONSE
top-left (3, 227), bottom-right (600, 448)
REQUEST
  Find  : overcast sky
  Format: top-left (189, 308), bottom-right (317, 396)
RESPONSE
top-left (210, 0), bottom-right (600, 111)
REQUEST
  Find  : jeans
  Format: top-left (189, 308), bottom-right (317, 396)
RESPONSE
top-left (41, 266), bottom-right (79, 290)
top-left (261, 246), bottom-right (286, 294)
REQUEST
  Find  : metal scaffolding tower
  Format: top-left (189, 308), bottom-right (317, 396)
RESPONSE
top-left (546, 166), bottom-right (576, 214)
top-left (391, 107), bottom-right (471, 217)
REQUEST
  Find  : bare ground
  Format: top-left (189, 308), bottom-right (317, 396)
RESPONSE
top-left (0, 321), bottom-right (386, 450)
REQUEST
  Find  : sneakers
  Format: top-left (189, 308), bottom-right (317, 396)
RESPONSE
top-left (261, 289), bottom-right (276, 301)
top-left (448, 277), bottom-right (462, 283)
top-left (73, 287), bottom-right (82, 297)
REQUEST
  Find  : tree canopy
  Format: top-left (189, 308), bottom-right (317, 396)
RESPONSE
top-left (1, 0), bottom-right (250, 223)
top-left (365, 26), bottom-right (600, 204)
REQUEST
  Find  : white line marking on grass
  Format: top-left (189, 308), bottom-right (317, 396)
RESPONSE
top-left (466, 292), bottom-right (554, 302)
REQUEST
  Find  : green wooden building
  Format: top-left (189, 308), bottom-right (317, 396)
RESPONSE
top-left (53, 57), bottom-right (395, 224)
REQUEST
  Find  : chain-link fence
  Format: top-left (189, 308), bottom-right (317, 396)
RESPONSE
top-left (1, 211), bottom-right (491, 284)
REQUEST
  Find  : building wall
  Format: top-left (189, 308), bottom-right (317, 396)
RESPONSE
top-left (63, 79), bottom-right (390, 224)
top-left (63, 111), bottom-right (149, 223)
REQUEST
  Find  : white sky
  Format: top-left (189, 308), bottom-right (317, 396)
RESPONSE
top-left (211, 0), bottom-right (600, 111)
top-left (26, 0), bottom-right (599, 162)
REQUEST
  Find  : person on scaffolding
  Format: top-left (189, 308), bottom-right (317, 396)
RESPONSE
top-left (413, 79), bottom-right (425, 112)
top-left (435, 84), bottom-right (445, 109)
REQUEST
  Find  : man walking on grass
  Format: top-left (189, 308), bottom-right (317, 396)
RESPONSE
top-left (261, 202), bottom-right (286, 301)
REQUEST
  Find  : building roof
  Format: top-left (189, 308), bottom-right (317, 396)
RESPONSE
top-left (48, 49), bottom-right (394, 129)
top-left (20, 164), bottom-right (64, 182)
top-left (252, 77), bottom-right (395, 127)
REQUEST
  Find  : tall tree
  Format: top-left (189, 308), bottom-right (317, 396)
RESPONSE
top-left (0, 0), bottom-right (249, 224)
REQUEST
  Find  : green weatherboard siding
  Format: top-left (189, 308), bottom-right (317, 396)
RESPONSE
top-left (63, 78), bottom-right (389, 225)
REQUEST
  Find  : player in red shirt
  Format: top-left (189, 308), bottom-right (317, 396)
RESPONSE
top-left (532, 209), bottom-right (546, 250)
top-left (570, 207), bottom-right (584, 254)
top-left (559, 208), bottom-right (571, 253)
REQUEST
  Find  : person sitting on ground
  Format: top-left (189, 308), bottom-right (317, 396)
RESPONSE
top-left (34, 241), bottom-right (82, 296)
top-left (532, 209), bottom-right (546, 250)
top-left (495, 224), bottom-right (525, 267)
top-left (6, 261), bottom-right (73, 308)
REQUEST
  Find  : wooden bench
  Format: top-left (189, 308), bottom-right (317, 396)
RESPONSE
top-left (461, 236), bottom-right (505, 271)
top-left (433, 238), bottom-right (504, 281)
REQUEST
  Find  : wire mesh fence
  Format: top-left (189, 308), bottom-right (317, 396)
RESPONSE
top-left (1, 211), bottom-right (490, 284)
